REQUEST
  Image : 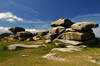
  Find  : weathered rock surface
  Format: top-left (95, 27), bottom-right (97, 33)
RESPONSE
top-left (33, 36), bottom-right (41, 40)
top-left (51, 45), bottom-right (86, 52)
top-left (16, 31), bottom-right (33, 41)
top-left (43, 53), bottom-right (65, 61)
top-left (9, 27), bottom-right (25, 34)
top-left (54, 39), bottom-right (83, 46)
top-left (71, 22), bottom-right (98, 31)
top-left (35, 30), bottom-right (50, 40)
top-left (57, 32), bottom-right (95, 41)
top-left (5, 44), bottom-right (43, 50)
top-left (54, 39), bottom-right (97, 46)
top-left (45, 39), bottom-right (52, 43)
top-left (51, 18), bottom-right (74, 28)
top-left (66, 28), bottom-right (76, 32)
top-left (36, 30), bottom-right (49, 36)
top-left (49, 26), bottom-right (65, 35)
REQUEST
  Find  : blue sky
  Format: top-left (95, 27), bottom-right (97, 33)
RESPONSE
top-left (0, 0), bottom-right (100, 36)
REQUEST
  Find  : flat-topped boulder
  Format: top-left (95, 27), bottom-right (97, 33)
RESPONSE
top-left (9, 27), bottom-right (25, 34)
top-left (51, 18), bottom-right (74, 28)
top-left (71, 22), bottom-right (98, 31)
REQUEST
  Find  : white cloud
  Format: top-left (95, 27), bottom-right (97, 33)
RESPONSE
top-left (0, 26), bottom-right (39, 33)
top-left (0, 27), bottom-right (10, 33)
top-left (0, 12), bottom-right (23, 22)
top-left (93, 28), bottom-right (100, 37)
top-left (26, 29), bottom-right (39, 33)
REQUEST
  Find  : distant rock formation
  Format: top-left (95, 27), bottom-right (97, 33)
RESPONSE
top-left (8, 27), bottom-right (25, 34)
top-left (0, 18), bottom-right (99, 45)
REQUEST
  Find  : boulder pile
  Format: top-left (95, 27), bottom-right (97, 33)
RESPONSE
top-left (8, 27), bottom-right (33, 41)
top-left (47, 18), bottom-right (99, 46)
top-left (0, 18), bottom-right (99, 46)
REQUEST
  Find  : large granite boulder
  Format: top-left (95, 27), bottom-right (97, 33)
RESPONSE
top-left (51, 18), bottom-right (74, 28)
top-left (57, 32), bottom-right (95, 41)
top-left (9, 27), bottom-right (25, 34)
top-left (36, 30), bottom-right (49, 36)
top-left (71, 22), bottom-right (98, 31)
top-left (16, 31), bottom-right (33, 41)
top-left (54, 39), bottom-right (96, 46)
top-left (49, 26), bottom-right (65, 40)
top-left (49, 26), bottom-right (65, 35)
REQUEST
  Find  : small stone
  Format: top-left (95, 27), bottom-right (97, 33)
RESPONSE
top-left (45, 40), bottom-right (52, 43)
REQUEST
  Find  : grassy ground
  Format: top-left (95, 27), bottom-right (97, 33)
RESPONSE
top-left (0, 41), bottom-right (100, 66)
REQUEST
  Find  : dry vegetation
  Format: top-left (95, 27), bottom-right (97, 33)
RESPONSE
top-left (0, 40), bottom-right (100, 66)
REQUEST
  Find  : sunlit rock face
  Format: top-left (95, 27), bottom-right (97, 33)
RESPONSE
top-left (47, 18), bottom-right (99, 46)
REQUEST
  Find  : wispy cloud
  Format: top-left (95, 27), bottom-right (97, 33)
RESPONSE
top-left (0, 12), bottom-right (23, 22)
top-left (72, 13), bottom-right (100, 22)
top-left (7, 0), bottom-right (39, 16)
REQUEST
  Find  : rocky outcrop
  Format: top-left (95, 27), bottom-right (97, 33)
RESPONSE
top-left (36, 30), bottom-right (49, 36)
top-left (33, 30), bottom-right (49, 40)
top-left (16, 31), bottom-right (33, 41)
top-left (57, 32), bottom-right (95, 41)
top-left (49, 26), bottom-right (65, 35)
top-left (71, 22), bottom-right (98, 31)
top-left (9, 27), bottom-right (25, 34)
top-left (49, 18), bottom-right (74, 41)
top-left (46, 18), bottom-right (99, 47)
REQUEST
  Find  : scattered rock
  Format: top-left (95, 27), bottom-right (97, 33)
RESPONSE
top-left (22, 54), bottom-right (29, 57)
top-left (33, 36), bottom-right (41, 40)
top-left (86, 56), bottom-right (100, 65)
top-left (5, 44), bottom-right (42, 50)
top-left (51, 45), bottom-right (86, 52)
top-left (26, 38), bottom-right (34, 41)
top-left (45, 39), bottom-right (52, 43)
top-left (43, 53), bottom-right (66, 61)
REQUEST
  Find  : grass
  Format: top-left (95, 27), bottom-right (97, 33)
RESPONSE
top-left (0, 41), bottom-right (100, 66)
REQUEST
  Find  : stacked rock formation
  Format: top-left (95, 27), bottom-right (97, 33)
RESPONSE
top-left (48, 18), bottom-right (98, 46)
top-left (8, 27), bottom-right (33, 41)
top-left (49, 18), bottom-right (74, 41)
